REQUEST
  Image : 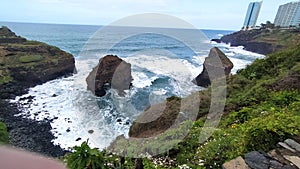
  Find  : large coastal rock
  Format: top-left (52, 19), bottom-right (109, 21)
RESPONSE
top-left (129, 96), bottom-right (181, 138)
top-left (193, 47), bottom-right (233, 87)
top-left (86, 55), bottom-right (132, 97)
top-left (0, 26), bottom-right (75, 99)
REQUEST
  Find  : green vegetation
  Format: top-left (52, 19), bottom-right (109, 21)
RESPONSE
top-left (66, 141), bottom-right (134, 169)
top-left (0, 121), bottom-right (9, 144)
top-left (171, 44), bottom-right (300, 168)
top-left (0, 70), bottom-right (12, 85)
top-left (19, 55), bottom-right (44, 63)
top-left (253, 29), bottom-right (300, 47)
top-left (23, 40), bottom-right (43, 45)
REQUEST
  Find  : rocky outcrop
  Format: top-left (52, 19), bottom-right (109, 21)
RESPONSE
top-left (0, 26), bottom-right (75, 99)
top-left (215, 29), bottom-right (300, 55)
top-left (86, 55), bottom-right (132, 97)
top-left (222, 138), bottom-right (300, 169)
top-left (129, 96), bottom-right (181, 138)
top-left (193, 47), bottom-right (233, 87)
top-left (219, 30), bottom-right (276, 55)
top-left (128, 91), bottom-right (201, 138)
top-left (0, 26), bottom-right (26, 44)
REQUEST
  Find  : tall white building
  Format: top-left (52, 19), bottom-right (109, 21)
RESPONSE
top-left (274, 1), bottom-right (300, 27)
top-left (243, 1), bottom-right (263, 30)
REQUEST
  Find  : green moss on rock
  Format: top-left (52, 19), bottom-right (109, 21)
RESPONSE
top-left (19, 55), bottom-right (44, 63)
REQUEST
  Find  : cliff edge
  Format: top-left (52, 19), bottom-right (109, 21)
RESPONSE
top-left (0, 26), bottom-right (75, 98)
top-left (215, 29), bottom-right (300, 55)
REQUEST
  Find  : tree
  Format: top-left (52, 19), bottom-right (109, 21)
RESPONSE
top-left (260, 21), bottom-right (275, 29)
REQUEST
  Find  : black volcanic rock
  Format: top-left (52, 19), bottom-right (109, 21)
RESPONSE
top-left (211, 38), bottom-right (221, 43)
top-left (86, 55), bottom-right (132, 97)
top-left (219, 30), bottom-right (276, 55)
top-left (193, 47), bottom-right (233, 87)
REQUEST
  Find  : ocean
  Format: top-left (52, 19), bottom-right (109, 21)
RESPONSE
top-left (1, 22), bottom-right (264, 149)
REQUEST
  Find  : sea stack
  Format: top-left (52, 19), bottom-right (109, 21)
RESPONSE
top-left (86, 55), bottom-right (132, 97)
top-left (193, 47), bottom-right (233, 87)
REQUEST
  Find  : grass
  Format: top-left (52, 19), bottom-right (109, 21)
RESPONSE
top-left (254, 29), bottom-right (300, 47)
top-left (0, 69), bottom-right (13, 85)
top-left (19, 55), bottom-right (44, 63)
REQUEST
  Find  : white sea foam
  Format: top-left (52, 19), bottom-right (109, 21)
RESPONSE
top-left (124, 54), bottom-right (202, 96)
top-left (131, 72), bottom-right (159, 88)
top-left (229, 46), bottom-right (264, 58)
top-left (228, 57), bottom-right (252, 74)
top-left (11, 60), bottom-right (127, 149)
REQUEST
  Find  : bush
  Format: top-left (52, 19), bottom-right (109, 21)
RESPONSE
top-left (0, 122), bottom-right (8, 144)
top-left (66, 140), bottom-right (134, 169)
top-left (67, 141), bottom-right (106, 169)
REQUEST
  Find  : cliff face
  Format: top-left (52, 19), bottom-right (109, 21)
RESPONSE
top-left (218, 29), bottom-right (300, 55)
top-left (0, 26), bottom-right (75, 98)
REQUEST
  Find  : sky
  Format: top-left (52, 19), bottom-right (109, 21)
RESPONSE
top-left (0, 0), bottom-right (297, 30)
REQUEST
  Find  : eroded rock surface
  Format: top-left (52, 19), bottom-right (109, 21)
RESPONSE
top-left (193, 47), bottom-right (233, 87)
top-left (86, 55), bottom-right (132, 97)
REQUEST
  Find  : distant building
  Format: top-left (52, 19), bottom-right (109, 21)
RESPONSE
top-left (242, 1), bottom-right (263, 30)
top-left (274, 1), bottom-right (300, 27)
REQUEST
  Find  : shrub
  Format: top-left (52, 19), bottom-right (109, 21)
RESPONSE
top-left (67, 141), bottom-right (106, 169)
top-left (0, 122), bottom-right (8, 144)
top-left (66, 140), bottom-right (135, 169)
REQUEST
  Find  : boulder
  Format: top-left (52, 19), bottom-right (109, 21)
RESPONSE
top-left (245, 151), bottom-right (270, 169)
top-left (193, 47), bottom-right (233, 87)
top-left (86, 55), bottom-right (132, 97)
top-left (285, 139), bottom-right (300, 153)
top-left (222, 156), bottom-right (250, 169)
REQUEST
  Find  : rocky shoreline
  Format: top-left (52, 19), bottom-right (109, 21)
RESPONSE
top-left (212, 28), bottom-right (300, 55)
top-left (0, 26), bottom-right (75, 157)
top-left (0, 99), bottom-right (67, 157)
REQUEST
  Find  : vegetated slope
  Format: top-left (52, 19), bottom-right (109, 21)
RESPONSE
top-left (169, 44), bottom-right (300, 168)
top-left (219, 29), bottom-right (300, 55)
